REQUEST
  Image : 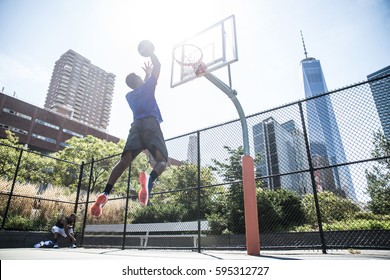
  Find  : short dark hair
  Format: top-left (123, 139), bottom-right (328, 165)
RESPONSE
top-left (126, 73), bottom-right (137, 89)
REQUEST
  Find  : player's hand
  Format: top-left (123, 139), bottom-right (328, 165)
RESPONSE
top-left (142, 61), bottom-right (153, 76)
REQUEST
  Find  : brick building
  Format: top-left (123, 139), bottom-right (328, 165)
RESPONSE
top-left (0, 92), bottom-right (120, 153)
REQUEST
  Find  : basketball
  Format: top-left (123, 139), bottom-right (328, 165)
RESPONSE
top-left (138, 40), bottom-right (155, 57)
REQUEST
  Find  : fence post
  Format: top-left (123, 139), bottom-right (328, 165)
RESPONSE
top-left (80, 158), bottom-right (94, 247)
top-left (74, 161), bottom-right (84, 215)
top-left (298, 102), bottom-right (327, 254)
top-left (122, 165), bottom-right (132, 250)
top-left (196, 131), bottom-right (202, 253)
top-left (1, 148), bottom-right (24, 230)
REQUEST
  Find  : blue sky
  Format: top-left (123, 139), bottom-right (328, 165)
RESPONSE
top-left (1, 0), bottom-right (389, 140)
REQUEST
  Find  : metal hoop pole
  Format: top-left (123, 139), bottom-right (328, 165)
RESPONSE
top-left (203, 72), bottom-right (260, 256)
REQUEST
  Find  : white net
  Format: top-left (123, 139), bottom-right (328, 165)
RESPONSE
top-left (173, 44), bottom-right (203, 80)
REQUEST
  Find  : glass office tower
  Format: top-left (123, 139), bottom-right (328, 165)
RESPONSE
top-left (300, 35), bottom-right (356, 200)
top-left (367, 65), bottom-right (390, 138)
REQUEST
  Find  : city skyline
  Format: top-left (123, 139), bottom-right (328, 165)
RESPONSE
top-left (1, 0), bottom-right (389, 141)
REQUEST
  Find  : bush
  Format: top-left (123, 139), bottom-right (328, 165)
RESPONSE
top-left (302, 191), bottom-right (360, 224)
top-left (257, 189), bottom-right (306, 233)
top-left (5, 215), bottom-right (33, 230)
top-left (265, 188), bottom-right (306, 228)
top-left (132, 203), bottom-right (186, 223)
top-left (352, 211), bottom-right (390, 221)
top-left (323, 219), bottom-right (390, 231)
top-left (206, 213), bottom-right (229, 235)
top-left (257, 189), bottom-right (283, 233)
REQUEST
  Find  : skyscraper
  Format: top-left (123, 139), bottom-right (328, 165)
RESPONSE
top-left (367, 65), bottom-right (390, 138)
top-left (252, 118), bottom-right (310, 195)
top-left (45, 50), bottom-right (115, 130)
top-left (300, 32), bottom-right (356, 200)
top-left (187, 135), bottom-right (198, 164)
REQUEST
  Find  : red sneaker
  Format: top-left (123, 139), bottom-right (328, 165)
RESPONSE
top-left (138, 171), bottom-right (149, 206)
top-left (90, 193), bottom-right (107, 217)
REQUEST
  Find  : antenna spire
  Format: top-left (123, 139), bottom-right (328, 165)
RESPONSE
top-left (300, 30), bottom-right (308, 58)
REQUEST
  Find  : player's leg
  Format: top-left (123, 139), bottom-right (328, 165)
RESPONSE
top-left (68, 228), bottom-right (77, 248)
top-left (139, 118), bottom-right (168, 206)
top-left (51, 226), bottom-right (66, 248)
top-left (91, 123), bottom-right (143, 217)
top-left (91, 150), bottom-right (134, 217)
top-left (52, 232), bottom-right (59, 248)
top-left (138, 149), bottom-right (167, 206)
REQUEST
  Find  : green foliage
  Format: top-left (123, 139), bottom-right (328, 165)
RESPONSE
top-left (302, 191), bottom-right (360, 224)
top-left (157, 163), bottom-right (216, 221)
top-left (257, 188), bottom-right (306, 233)
top-left (55, 135), bottom-right (125, 192)
top-left (323, 219), bottom-right (390, 231)
top-left (264, 188), bottom-right (306, 228)
top-left (211, 146), bottom-right (245, 233)
top-left (5, 215), bottom-right (33, 230)
top-left (352, 211), bottom-right (390, 221)
top-left (0, 131), bottom-right (24, 180)
top-left (365, 131), bottom-right (390, 215)
top-left (257, 189), bottom-right (283, 233)
top-left (293, 211), bottom-right (390, 231)
top-left (132, 203), bottom-right (186, 223)
top-left (210, 145), bottom-right (306, 233)
top-left (206, 213), bottom-right (229, 234)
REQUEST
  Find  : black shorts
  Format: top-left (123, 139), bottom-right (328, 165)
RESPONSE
top-left (123, 116), bottom-right (168, 161)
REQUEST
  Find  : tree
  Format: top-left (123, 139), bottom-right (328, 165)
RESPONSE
top-left (211, 146), bottom-right (246, 233)
top-left (210, 146), bottom-right (262, 234)
top-left (0, 130), bottom-right (24, 180)
top-left (263, 188), bottom-right (306, 229)
top-left (210, 146), bottom-right (308, 233)
top-left (302, 191), bottom-right (360, 225)
top-left (155, 163), bottom-right (216, 221)
top-left (0, 131), bottom-right (56, 186)
top-left (366, 132), bottom-right (390, 215)
top-left (55, 135), bottom-right (149, 194)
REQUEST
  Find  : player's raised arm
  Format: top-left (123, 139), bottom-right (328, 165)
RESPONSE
top-left (149, 53), bottom-right (161, 80)
top-left (137, 40), bottom-right (160, 80)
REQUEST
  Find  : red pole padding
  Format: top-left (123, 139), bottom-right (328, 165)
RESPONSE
top-left (242, 155), bottom-right (260, 255)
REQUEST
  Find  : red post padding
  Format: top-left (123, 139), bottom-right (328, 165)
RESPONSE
top-left (242, 155), bottom-right (260, 255)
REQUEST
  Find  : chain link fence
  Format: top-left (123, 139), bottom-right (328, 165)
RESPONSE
top-left (1, 75), bottom-right (389, 251)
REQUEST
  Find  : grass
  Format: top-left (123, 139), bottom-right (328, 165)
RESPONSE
top-left (0, 178), bottom-right (142, 230)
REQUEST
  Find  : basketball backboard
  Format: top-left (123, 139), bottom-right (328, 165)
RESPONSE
top-left (170, 15), bottom-right (238, 88)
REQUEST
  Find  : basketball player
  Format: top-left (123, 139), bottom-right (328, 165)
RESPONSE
top-left (90, 47), bottom-right (168, 217)
top-left (51, 213), bottom-right (77, 248)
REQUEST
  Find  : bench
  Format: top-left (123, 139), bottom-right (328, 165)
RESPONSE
top-left (84, 221), bottom-right (209, 247)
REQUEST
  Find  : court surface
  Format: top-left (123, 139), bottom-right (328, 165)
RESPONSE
top-left (1, 248), bottom-right (389, 260)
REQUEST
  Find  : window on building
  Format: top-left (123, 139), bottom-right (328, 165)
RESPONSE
top-left (0, 124), bottom-right (28, 135)
top-left (2, 108), bottom-right (32, 120)
top-left (35, 119), bottom-right (60, 130)
top-left (63, 128), bottom-right (83, 138)
top-left (32, 133), bottom-right (56, 144)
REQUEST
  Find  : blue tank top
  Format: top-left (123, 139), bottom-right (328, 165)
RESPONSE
top-left (125, 75), bottom-right (163, 123)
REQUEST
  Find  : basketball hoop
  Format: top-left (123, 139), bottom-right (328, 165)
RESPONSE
top-left (172, 44), bottom-right (207, 78)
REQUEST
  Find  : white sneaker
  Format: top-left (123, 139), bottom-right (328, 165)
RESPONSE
top-left (53, 244), bottom-right (59, 248)
top-left (70, 244), bottom-right (77, 248)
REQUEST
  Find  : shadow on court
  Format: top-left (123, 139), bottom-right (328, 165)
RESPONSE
top-left (1, 248), bottom-right (389, 260)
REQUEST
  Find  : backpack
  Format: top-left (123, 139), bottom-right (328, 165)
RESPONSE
top-left (34, 240), bottom-right (54, 248)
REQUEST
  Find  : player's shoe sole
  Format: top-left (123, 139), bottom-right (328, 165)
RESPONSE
top-left (90, 193), bottom-right (107, 217)
top-left (138, 171), bottom-right (149, 206)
